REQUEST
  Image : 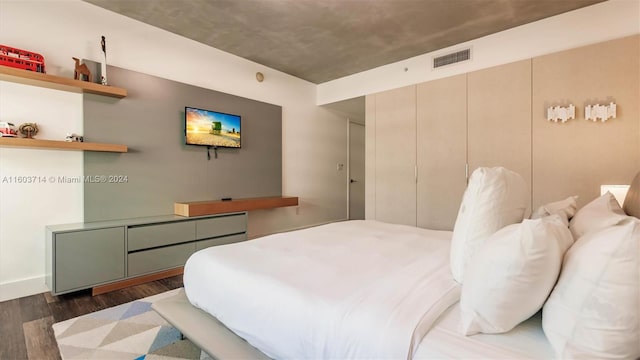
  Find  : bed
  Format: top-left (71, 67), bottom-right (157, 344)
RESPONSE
top-left (153, 170), bottom-right (640, 359)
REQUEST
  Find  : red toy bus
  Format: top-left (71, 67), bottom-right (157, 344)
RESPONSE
top-left (0, 45), bottom-right (46, 73)
top-left (0, 122), bottom-right (18, 137)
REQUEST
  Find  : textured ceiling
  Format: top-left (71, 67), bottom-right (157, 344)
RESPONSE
top-left (85, 0), bottom-right (604, 84)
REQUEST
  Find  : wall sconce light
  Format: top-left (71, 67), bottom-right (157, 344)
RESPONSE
top-left (585, 102), bottom-right (616, 122)
top-left (547, 104), bottom-right (575, 123)
top-left (601, 184), bottom-right (630, 206)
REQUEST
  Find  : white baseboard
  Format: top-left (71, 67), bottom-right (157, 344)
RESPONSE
top-left (0, 276), bottom-right (49, 302)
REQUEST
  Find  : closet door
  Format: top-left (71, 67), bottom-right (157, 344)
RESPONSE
top-left (365, 95), bottom-right (377, 220)
top-left (416, 74), bottom-right (467, 230)
top-left (468, 59), bottom-right (532, 208)
top-left (374, 85), bottom-right (417, 226)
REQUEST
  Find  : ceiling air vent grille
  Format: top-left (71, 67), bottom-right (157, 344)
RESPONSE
top-left (433, 48), bottom-right (471, 68)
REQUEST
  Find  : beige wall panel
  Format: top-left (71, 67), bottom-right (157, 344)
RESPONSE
top-left (416, 74), bottom-right (468, 230)
top-left (374, 85), bottom-right (417, 226)
top-left (468, 59), bottom-right (533, 210)
top-left (532, 35), bottom-right (640, 209)
top-left (365, 94), bottom-right (376, 220)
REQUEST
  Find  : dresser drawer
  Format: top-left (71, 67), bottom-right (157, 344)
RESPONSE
top-left (128, 221), bottom-right (195, 251)
top-left (127, 242), bottom-right (195, 277)
top-left (196, 233), bottom-right (247, 251)
top-left (196, 214), bottom-right (246, 240)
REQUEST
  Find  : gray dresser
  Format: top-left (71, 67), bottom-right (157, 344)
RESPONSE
top-left (46, 212), bottom-right (247, 295)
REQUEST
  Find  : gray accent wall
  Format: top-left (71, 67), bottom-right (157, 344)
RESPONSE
top-left (84, 66), bottom-right (282, 222)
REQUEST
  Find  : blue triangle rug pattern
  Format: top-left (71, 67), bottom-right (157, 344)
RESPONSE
top-left (52, 288), bottom-right (213, 360)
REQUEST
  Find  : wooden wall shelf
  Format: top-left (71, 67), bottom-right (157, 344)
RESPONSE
top-left (0, 65), bottom-right (127, 98)
top-left (0, 137), bottom-right (128, 153)
top-left (175, 196), bottom-right (299, 217)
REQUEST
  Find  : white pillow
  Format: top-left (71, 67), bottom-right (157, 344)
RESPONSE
top-left (450, 167), bottom-right (528, 283)
top-left (542, 219), bottom-right (639, 359)
top-left (459, 214), bottom-right (574, 335)
top-left (531, 196), bottom-right (578, 225)
top-left (569, 192), bottom-right (627, 239)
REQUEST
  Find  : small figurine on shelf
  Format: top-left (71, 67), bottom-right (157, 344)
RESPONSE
top-left (73, 57), bottom-right (92, 82)
top-left (100, 36), bottom-right (108, 86)
top-left (65, 133), bottom-right (84, 142)
top-left (18, 122), bottom-right (39, 138)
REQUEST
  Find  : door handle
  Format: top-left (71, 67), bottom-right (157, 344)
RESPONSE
top-left (350, 179), bottom-right (358, 183)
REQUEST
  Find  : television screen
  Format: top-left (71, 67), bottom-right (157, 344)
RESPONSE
top-left (185, 106), bottom-right (241, 148)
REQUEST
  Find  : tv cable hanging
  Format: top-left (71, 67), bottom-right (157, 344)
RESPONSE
top-left (207, 145), bottom-right (218, 160)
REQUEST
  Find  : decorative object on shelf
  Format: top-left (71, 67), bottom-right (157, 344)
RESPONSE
top-left (81, 59), bottom-right (103, 85)
top-left (256, 72), bottom-right (264, 82)
top-left (585, 102), bottom-right (616, 122)
top-left (0, 121), bottom-right (18, 137)
top-left (18, 122), bottom-right (39, 138)
top-left (73, 57), bottom-right (92, 82)
top-left (547, 104), bottom-right (575, 123)
top-left (65, 133), bottom-right (84, 142)
top-left (0, 44), bottom-right (46, 73)
top-left (100, 36), bottom-right (108, 86)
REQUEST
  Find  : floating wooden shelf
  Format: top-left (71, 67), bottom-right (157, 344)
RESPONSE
top-left (0, 65), bottom-right (127, 98)
top-left (0, 137), bottom-right (128, 153)
top-left (175, 196), bottom-right (299, 217)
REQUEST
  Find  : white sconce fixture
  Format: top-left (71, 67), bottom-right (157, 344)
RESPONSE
top-left (547, 104), bottom-right (575, 123)
top-left (585, 102), bottom-right (616, 122)
top-left (601, 184), bottom-right (630, 206)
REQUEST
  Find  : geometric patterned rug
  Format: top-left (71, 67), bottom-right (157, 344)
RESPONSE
top-left (52, 289), bottom-right (212, 360)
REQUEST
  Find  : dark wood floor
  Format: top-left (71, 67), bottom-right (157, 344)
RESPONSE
top-left (0, 275), bottom-right (183, 360)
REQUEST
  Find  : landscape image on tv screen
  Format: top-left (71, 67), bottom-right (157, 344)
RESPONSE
top-left (185, 106), bottom-right (241, 148)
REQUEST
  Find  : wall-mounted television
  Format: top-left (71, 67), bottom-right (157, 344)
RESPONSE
top-left (185, 106), bottom-right (241, 148)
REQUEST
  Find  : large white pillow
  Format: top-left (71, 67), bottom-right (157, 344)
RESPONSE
top-left (450, 167), bottom-right (528, 283)
top-left (569, 192), bottom-right (627, 239)
top-left (542, 219), bottom-right (639, 359)
top-left (459, 214), bottom-right (574, 335)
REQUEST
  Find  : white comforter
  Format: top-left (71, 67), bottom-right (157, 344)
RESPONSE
top-left (184, 220), bottom-right (460, 359)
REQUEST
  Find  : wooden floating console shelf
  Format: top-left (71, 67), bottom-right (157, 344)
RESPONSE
top-left (0, 65), bottom-right (127, 98)
top-left (175, 196), bottom-right (299, 217)
top-left (0, 137), bottom-right (128, 153)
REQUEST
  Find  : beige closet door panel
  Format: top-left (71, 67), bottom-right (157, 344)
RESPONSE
top-left (468, 59), bottom-right (532, 209)
top-left (532, 35), bottom-right (639, 209)
top-left (416, 74), bottom-right (467, 230)
top-left (365, 94), bottom-right (376, 220)
top-left (374, 85), bottom-right (417, 226)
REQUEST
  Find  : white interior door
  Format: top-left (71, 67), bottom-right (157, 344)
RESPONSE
top-left (349, 122), bottom-right (365, 220)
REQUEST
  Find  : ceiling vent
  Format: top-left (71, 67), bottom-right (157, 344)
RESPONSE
top-left (433, 48), bottom-right (471, 69)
